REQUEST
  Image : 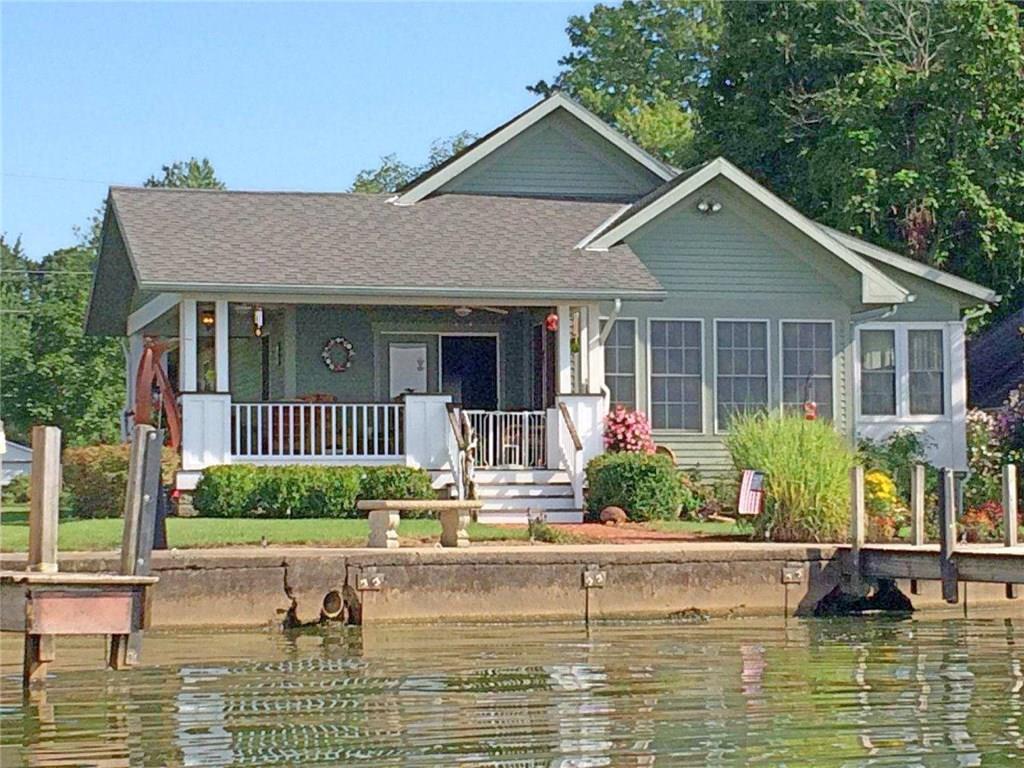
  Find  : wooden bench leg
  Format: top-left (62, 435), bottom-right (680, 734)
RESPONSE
top-left (439, 509), bottom-right (470, 548)
top-left (368, 509), bottom-right (400, 549)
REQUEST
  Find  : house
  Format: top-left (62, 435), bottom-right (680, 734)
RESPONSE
top-left (85, 93), bottom-right (997, 522)
top-left (968, 307), bottom-right (1023, 409)
top-left (1, 440), bottom-right (32, 487)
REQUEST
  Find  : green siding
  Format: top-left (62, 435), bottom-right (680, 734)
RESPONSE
top-left (440, 109), bottom-right (662, 200)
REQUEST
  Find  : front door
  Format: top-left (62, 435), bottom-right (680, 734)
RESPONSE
top-left (440, 336), bottom-right (498, 409)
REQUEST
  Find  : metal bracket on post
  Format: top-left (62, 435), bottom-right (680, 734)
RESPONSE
top-left (781, 562), bottom-right (805, 585)
top-left (356, 568), bottom-right (384, 591)
top-left (582, 565), bottom-right (606, 589)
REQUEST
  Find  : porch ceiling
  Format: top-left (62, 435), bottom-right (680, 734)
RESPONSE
top-left (104, 187), bottom-right (666, 302)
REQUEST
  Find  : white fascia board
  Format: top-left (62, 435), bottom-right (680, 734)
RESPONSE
top-left (394, 93), bottom-right (674, 205)
top-left (585, 157), bottom-right (912, 305)
top-left (126, 292), bottom-right (181, 335)
top-left (824, 226), bottom-right (999, 304)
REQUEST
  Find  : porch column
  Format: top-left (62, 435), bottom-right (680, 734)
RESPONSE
top-left (948, 320), bottom-right (968, 470)
top-left (215, 299), bottom-right (229, 392)
top-left (584, 303), bottom-right (605, 395)
top-left (556, 304), bottom-right (573, 393)
top-left (179, 298), bottom-right (197, 392)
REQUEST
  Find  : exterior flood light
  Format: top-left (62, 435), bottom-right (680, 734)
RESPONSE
top-left (696, 199), bottom-right (723, 214)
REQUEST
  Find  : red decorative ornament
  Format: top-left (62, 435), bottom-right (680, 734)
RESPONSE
top-left (803, 401), bottom-right (818, 421)
top-left (545, 313), bottom-right (559, 332)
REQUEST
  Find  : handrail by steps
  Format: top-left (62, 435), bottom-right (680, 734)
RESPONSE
top-left (557, 401), bottom-right (585, 510)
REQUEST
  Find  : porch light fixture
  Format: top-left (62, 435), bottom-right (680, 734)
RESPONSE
top-left (253, 306), bottom-right (265, 337)
top-left (200, 309), bottom-right (216, 328)
top-left (696, 198), bottom-right (722, 215)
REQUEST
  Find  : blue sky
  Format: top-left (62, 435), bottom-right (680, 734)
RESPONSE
top-left (2, 2), bottom-right (592, 261)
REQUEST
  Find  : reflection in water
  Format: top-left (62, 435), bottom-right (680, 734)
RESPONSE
top-left (1, 616), bottom-right (1022, 767)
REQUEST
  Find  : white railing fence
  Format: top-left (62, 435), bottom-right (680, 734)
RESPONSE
top-left (231, 403), bottom-right (404, 459)
top-left (464, 410), bottom-right (547, 469)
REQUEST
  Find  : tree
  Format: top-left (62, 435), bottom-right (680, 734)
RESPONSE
top-left (145, 157), bottom-right (225, 190)
top-left (699, 0), bottom-right (1024, 322)
top-left (531, 0), bottom-right (722, 167)
top-left (351, 132), bottom-right (476, 193)
top-left (0, 236), bottom-right (33, 443)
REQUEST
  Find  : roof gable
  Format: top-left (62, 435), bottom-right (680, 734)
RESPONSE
top-left (394, 93), bottom-right (675, 205)
top-left (583, 157), bottom-right (912, 305)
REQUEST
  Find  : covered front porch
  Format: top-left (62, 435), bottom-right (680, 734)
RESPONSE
top-left (128, 295), bottom-right (609, 506)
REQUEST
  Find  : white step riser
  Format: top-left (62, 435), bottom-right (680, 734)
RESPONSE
top-left (472, 470), bottom-right (571, 484)
top-left (475, 484), bottom-right (573, 499)
top-left (477, 510), bottom-right (583, 525)
top-left (480, 497), bottom-right (577, 512)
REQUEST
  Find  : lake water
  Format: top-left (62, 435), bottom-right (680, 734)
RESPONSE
top-left (2, 614), bottom-right (1022, 766)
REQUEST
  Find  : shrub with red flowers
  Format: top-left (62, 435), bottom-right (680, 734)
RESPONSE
top-left (961, 500), bottom-right (1004, 543)
top-left (603, 405), bottom-right (656, 454)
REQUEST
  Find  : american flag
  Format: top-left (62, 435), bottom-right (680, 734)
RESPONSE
top-left (738, 470), bottom-right (765, 516)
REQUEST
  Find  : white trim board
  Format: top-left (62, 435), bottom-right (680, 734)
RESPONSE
top-left (127, 292), bottom-right (180, 335)
top-left (583, 157), bottom-right (912, 306)
top-left (393, 93), bottom-right (675, 205)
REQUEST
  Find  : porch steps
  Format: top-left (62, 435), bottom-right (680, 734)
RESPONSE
top-left (434, 468), bottom-right (584, 524)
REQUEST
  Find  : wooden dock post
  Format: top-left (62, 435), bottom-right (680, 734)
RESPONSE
top-left (109, 425), bottom-right (162, 669)
top-left (1005, 464), bottom-right (1019, 599)
top-left (939, 468), bottom-right (959, 604)
top-left (849, 466), bottom-right (866, 592)
top-left (24, 426), bottom-right (61, 686)
top-left (909, 464), bottom-right (926, 595)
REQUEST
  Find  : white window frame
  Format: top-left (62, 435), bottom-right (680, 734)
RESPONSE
top-left (646, 317), bottom-right (706, 434)
top-left (854, 322), bottom-right (950, 423)
top-left (600, 316), bottom-right (640, 411)
top-left (778, 319), bottom-right (838, 421)
top-left (713, 319), bottom-right (771, 434)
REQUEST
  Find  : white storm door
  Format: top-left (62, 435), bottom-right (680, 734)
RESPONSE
top-left (389, 342), bottom-right (428, 398)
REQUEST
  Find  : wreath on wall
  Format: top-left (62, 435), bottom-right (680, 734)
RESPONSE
top-left (321, 336), bottom-right (355, 372)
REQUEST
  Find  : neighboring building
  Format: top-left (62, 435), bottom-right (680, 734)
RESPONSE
top-left (1, 441), bottom-right (32, 486)
top-left (968, 308), bottom-right (1023, 409)
top-left (85, 93), bottom-right (997, 521)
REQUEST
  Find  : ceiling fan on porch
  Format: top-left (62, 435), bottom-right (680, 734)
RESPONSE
top-left (448, 305), bottom-right (509, 317)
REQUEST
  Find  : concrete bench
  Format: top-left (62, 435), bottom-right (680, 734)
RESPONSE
top-left (356, 499), bottom-right (483, 549)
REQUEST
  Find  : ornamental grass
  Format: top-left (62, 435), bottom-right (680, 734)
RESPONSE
top-left (724, 412), bottom-right (854, 542)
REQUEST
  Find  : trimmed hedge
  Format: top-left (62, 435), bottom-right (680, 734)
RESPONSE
top-left (192, 464), bottom-right (436, 518)
top-left (63, 443), bottom-right (180, 518)
top-left (585, 452), bottom-right (683, 522)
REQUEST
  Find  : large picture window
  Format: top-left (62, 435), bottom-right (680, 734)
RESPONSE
top-left (602, 318), bottom-right (637, 410)
top-left (649, 320), bottom-right (702, 431)
top-left (715, 320), bottom-right (768, 429)
top-left (781, 321), bottom-right (834, 420)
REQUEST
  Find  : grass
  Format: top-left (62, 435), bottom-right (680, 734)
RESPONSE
top-left (0, 504), bottom-right (528, 552)
top-left (646, 518), bottom-right (746, 537)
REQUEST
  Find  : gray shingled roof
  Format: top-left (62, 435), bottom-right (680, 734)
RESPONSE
top-left (108, 187), bottom-right (663, 299)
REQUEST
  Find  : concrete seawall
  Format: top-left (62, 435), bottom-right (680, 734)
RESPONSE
top-left (3, 543), bottom-right (1017, 628)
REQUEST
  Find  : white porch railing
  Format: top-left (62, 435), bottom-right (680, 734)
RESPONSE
top-left (464, 410), bottom-right (547, 469)
top-left (231, 403), bottom-right (404, 459)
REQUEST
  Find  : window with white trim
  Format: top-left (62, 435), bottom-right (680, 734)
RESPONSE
top-left (781, 321), bottom-right (833, 420)
top-left (908, 329), bottom-right (944, 415)
top-left (602, 318), bottom-right (636, 410)
top-left (716, 320), bottom-right (769, 428)
top-left (858, 325), bottom-right (947, 418)
top-left (649, 320), bottom-right (702, 430)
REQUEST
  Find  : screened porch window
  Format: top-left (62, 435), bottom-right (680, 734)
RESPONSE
top-left (908, 329), bottom-right (944, 415)
top-left (603, 318), bottom-right (637, 410)
top-left (715, 320), bottom-right (768, 429)
top-left (859, 329), bottom-right (896, 415)
top-left (649, 320), bottom-right (702, 431)
top-left (781, 321), bottom-right (833, 420)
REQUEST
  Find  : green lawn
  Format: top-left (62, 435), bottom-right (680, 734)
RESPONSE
top-left (646, 518), bottom-right (746, 537)
top-left (0, 504), bottom-right (528, 552)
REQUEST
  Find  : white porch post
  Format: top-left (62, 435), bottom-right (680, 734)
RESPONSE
top-left (215, 299), bottom-right (229, 392)
top-left (179, 298), bottom-right (197, 392)
top-left (556, 303), bottom-right (573, 394)
top-left (948, 320), bottom-right (968, 470)
top-left (585, 303), bottom-right (605, 396)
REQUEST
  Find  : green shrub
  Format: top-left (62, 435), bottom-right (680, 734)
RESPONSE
top-left (358, 465), bottom-right (436, 518)
top-left (3, 474), bottom-right (31, 504)
top-left (62, 443), bottom-right (179, 518)
top-left (192, 465), bottom-right (262, 518)
top-left (255, 466), bottom-right (363, 518)
top-left (725, 413), bottom-right (854, 542)
top-left (191, 464), bottom-right (433, 519)
top-left (586, 452), bottom-right (683, 521)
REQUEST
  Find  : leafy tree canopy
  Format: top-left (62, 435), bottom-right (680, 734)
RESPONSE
top-left (145, 157), bottom-right (225, 190)
top-left (351, 132), bottom-right (476, 193)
